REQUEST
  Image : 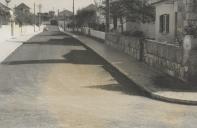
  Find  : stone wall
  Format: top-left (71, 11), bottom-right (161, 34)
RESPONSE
top-left (105, 33), bottom-right (190, 81)
top-left (105, 33), bottom-right (143, 61)
top-left (144, 40), bottom-right (189, 81)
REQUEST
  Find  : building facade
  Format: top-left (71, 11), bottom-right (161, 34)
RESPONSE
top-left (0, 2), bottom-right (10, 26)
top-left (14, 3), bottom-right (32, 25)
top-left (14, 3), bottom-right (30, 15)
top-left (57, 9), bottom-right (73, 28)
top-left (153, 0), bottom-right (197, 43)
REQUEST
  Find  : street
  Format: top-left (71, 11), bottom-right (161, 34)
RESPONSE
top-left (0, 26), bottom-right (197, 128)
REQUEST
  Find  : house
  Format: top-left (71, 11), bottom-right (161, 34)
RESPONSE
top-left (38, 12), bottom-right (50, 22)
top-left (14, 3), bottom-right (30, 15)
top-left (49, 11), bottom-right (55, 18)
top-left (106, 0), bottom-right (155, 39)
top-left (14, 3), bottom-right (32, 24)
top-left (94, 0), bottom-right (106, 24)
top-left (57, 9), bottom-right (73, 28)
top-left (152, 0), bottom-right (197, 43)
top-left (0, 2), bottom-right (10, 26)
top-left (58, 9), bottom-right (73, 21)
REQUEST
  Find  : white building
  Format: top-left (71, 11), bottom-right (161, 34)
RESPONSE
top-left (152, 0), bottom-right (197, 43)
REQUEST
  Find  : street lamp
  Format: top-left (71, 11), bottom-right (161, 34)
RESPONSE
top-left (72, 0), bottom-right (75, 31)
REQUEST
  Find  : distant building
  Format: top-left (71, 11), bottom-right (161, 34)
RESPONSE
top-left (58, 9), bottom-right (73, 20)
top-left (38, 12), bottom-right (50, 22)
top-left (14, 3), bottom-right (30, 15)
top-left (57, 9), bottom-right (73, 28)
top-left (49, 11), bottom-right (55, 18)
top-left (94, 0), bottom-right (106, 24)
top-left (14, 3), bottom-right (32, 25)
top-left (0, 2), bottom-right (10, 26)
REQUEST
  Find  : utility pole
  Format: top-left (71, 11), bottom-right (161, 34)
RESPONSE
top-left (142, 0), bottom-right (145, 23)
top-left (38, 4), bottom-right (42, 30)
top-left (64, 14), bottom-right (66, 31)
top-left (106, 0), bottom-right (110, 32)
top-left (73, 0), bottom-right (75, 31)
top-left (5, 0), bottom-right (13, 36)
top-left (34, 3), bottom-right (36, 32)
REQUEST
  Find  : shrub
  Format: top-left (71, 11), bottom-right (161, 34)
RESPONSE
top-left (122, 30), bottom-right (145, 38)
top-left (184, 25), bottom-right (197, 36)
top-left (132, 31), bottom-right (145, 38)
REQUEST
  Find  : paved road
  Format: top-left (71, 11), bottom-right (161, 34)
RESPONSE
top-left (0, 25), bottom-right (197, 128)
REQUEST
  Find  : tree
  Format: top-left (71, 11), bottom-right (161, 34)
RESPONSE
top-left (121, 0), bottom-right (155, 23)
top-left (98, 0), bottom-right (155, 31)
top-left (15, 11), bottom-right (34, 25)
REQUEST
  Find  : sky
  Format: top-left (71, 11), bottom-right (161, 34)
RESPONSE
top-left (0, 0), bottom-right (94, 13)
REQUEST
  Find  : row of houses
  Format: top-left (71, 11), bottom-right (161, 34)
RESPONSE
top-left (0, 2), bottom-right (31, 26)
top-left (79, 0), bottom-right (197, 44)
top-left (0, 2), bottom-right (58, 26)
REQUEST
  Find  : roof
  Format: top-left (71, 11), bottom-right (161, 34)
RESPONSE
top-left (0, 2), bottom-right (10, 12)
top-left (151, 0), bottom-right (175, 5)
top-left (150, 0), bottom-right (166, 4)
top-left (15, 3), bottom-right (30, 10)
top-left (59, 9), bottom-right (73, 16)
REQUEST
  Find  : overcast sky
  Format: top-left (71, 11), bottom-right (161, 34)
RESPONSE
top-left (0, 0), bottom-right (94, 13)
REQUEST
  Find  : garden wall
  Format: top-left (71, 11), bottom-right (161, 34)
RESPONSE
top-left (90, 29), bottom-right (105, 40)
top-left (144, 40), bottom-right (188, 81)
top-left (105, 33), bottom-right (189, 81)
top-left (80, 27), bottom-right (105, 41)
top-left (105, 33), bottom-right (142, 60)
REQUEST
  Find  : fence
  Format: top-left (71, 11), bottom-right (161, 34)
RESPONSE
top-left (90, 29), bottom-right (105, 40)
top-left (76, 27), bottom-right (105, 41)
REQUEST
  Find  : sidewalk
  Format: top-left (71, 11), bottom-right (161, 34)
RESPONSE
top-left (0, 25), bottom-right (43, 63)
top-left (62, 29), bottom-right (197, 105)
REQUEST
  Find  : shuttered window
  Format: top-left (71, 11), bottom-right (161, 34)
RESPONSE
top-left (159, 14), bottom-right (170, 33)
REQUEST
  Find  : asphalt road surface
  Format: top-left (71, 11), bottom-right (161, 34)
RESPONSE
top-left (0, 25), bottom-right (197, 128)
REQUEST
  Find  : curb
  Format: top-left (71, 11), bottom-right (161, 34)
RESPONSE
top-left (60, 29), bottom-right (197, 106)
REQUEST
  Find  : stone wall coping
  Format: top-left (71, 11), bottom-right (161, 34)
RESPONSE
top-left (146, 39), bottom-right (181, 48)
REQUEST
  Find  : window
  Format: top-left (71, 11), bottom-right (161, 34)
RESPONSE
top-left (160, 14), bottom-right (170, 33)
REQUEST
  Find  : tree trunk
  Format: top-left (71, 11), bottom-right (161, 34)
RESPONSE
top-left (113, 15), bottom-right (117, 30)
top-left (120, 16), bottom-right (124, 33)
